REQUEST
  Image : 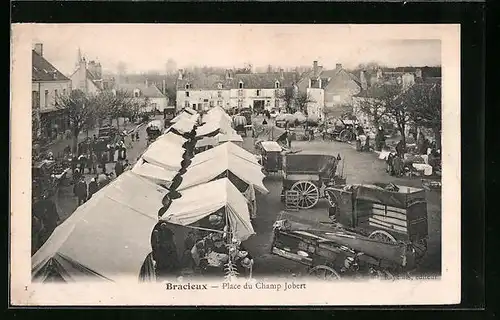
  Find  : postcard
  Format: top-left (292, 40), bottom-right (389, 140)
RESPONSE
top-left (10, 23), bottom-right (460, 306)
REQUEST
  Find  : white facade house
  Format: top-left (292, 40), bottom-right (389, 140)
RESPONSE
top-left (116, 83), bottom-right (169, 113)
top-left (176, 69), bottom-right (297, 113)
top-left (32, 44), bottom-right (72, 140)
top-left (70, 51), bottom-right (103, 95)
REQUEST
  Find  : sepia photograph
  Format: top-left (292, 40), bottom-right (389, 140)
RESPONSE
top-left (11, 24), bottom-right (460, 305)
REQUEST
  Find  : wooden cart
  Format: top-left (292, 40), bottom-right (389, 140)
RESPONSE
top-left (271, 219), bottom-right (416, 280)
top-left (280, 152), bottom-right (347, 209)
top-left (255, 141), bottom-right (283, 174)
top-left (323, 183), bottom-right (428, 260)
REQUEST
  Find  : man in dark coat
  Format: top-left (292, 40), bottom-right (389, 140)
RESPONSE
top-left (151, 223), bottom-right (179, 280)
top-left (114, 160), bottom-right (124, 177)
top-left (33, 195), bottom-right (60, 245)
top-left (395, 139), bottom-right (405, 158)
top-left (74, 176), bottom-right (88, 206)
top-left (87, 177), bottom-right (99, 200)
top-left (375, 127), bottom-right (386, 151)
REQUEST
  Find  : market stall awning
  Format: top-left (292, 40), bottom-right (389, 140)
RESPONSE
top-left (147, 120), bottom-right (163, 129)
top-left (32, 171), bottom-right (166, 282)
top-left (178, 152), bottom-right (268, 194)
top-left (217, 132), bottom-right (243, 143)
top-left (204, 106), bottom-right (232, 122)
top-left (192, 142), bottom-right (260, 166)
top-left (141, 139), bottom-right (185, 172)
top-left (132, 159), bottom-right (178, 185)
top-left (196, 118), bottom-right (233, 137)
top-left (170, 111), bottom-right (191, 124)
top-left (155, 132), bottom-right (188, 147)
top-left (168, 116), bottom-right (197, 134)
top-left (184, 107), bottom-right (197, 115)
top-left (160, 178), bottom-right (254, 241)
top-left (195, 136), bottom-right (218, 148)
top-left (260, 141), bottom-right (283, 152)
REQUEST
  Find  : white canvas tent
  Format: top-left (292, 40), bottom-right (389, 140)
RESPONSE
top-left (31, 172), bottom-right (166, 282)
top-left (169, 116), bottom-right (198, 134)
top-left (132, 159), bottom-right (177, 185)
top-left (196, 118), bottom-right (234, 137)
top-left (170, 111), bottom-right (192, 124)
top-left (178, 152), bottom-right (268, 194)
top-left (192, 142), bottom-right (260, 166)
top-left (155, 132), bottom-right (188, 147)
top-left (160, 178), bottom-right (254, 241)
top-left (141, 139), bottom-right (185, 171)
top-left (217, 132), bottom-right (243, 143)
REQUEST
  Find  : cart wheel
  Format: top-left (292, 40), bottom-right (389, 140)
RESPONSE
top-left (339, 130), bottom-right (354, 142)
top-left (368, 230), bottom-right (397, 243)
top-left (291, 181), bottom-right (319, 209)
top-left (308, 265), bottom-right (341, 280)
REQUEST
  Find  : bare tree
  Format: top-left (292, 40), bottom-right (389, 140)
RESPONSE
top-left (294, 92), bottom-right (314, 116)
top-left (278, 87), bottom-right (295, 113)
top-left (382, 84), bottom-right (412, 149)
top-left (98, 90), bottom-right (134, 131)
top-left (56, 89), bottom-right (96, 154)
top-left (355, 86), bottom-right (393, 129)
top-left (406, 83), bottom-right (442, 149)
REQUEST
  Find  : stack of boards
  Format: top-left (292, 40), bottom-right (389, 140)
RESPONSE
top-left (368, 203), bottom-right (408, 234)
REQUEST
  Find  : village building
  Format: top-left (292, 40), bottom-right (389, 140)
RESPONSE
top-left (296, 61), bottom-right (362, 120)
top-left (352, 67), bottom-right (442, 131)
top-left (175, 69), bottom-right (297, 113)
top-left (69, 49), bottom-right (104, 95)
top-left (32, 43), bottom-right (72, 140)
top-left (114, 81), bottom-right (169, 113)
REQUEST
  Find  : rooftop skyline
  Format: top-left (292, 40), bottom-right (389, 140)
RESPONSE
top-left (24, 24), bottom-right (442, 76)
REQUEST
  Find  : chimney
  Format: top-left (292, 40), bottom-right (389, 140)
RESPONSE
top-left (360, 70), bottom-right (368, 90)
top-left (178, 69), bottom-right (184, 80)
top-left (336, 63), bottom-right (342, 70)
top-left (280, 68), bottom-right (284, 79)
top-left (145, 79), bottom-right (149, 87)
top-left (313, 61), bottom-right (318, 74)
top-left (415, 68), bottom-right (422, 78)
top-left (34, 43), bottom-right (43, 56)
top-left (225, 69), bottom-right (233, 80)
top-left (162, 79), bottom-right (166, 94)
top-left (376, 68), bottom-right (383, 79)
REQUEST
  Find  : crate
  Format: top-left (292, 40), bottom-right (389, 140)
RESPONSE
top-left (285, 190), bottom-right (300, 211)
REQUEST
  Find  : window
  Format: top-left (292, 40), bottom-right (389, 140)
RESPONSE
top-left (275, 81), bottom-right (280, 89)
top-left (256, 90), bottom-right (261, 96)
top-left (217, 100), bottom-right (222, 106)
top-left (310, 79), bottom-right (319, 88)
top-left (217, 83), bottom-right (223, 89)
top-left (54, 89), bottom-right (58, 97)
top-left (185, 84), bottom-right (190, 90)
top-left (44, 90), bottom-right (49, 107)
top-left (333, 95), bottom-right (341, 102)
top-left (209, 100), bottom-right (214, 107)
top-left (217, 91), bottom-right (222, 98)
top-left (239, 81), bottom-right (244, 89)
top-left (63, 88), bottom-right (66, 96)
top-left (186, 91), bottom-right (190, 97)
top-left (185, 101), bottom-right (190, 108)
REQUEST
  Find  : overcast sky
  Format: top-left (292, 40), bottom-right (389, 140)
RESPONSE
top-left (24, 24), bottom-right (442, 75)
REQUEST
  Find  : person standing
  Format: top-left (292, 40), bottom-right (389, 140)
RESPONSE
top-left (78, 154), bottom-right (87, 173)
top-left (395, 139), bottom-right (405, 158)
top-left (100, 153), bottom-right (107, 174)
top-left (74, 176), bottom-right (88, 206)
top-left (375, 126), bottom-right (385, 151)
top-left (87, 177), bottom-right (99, 200)
top-left (114, 159), bottom-right (124, 177)
top-left (135, 131), bottom-right (140, 141)
top-left (71, 154), bottom-right (78, 174)
top-left (90, 152), bottom-right (98, 174)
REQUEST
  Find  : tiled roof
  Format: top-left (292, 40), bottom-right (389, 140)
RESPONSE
top-left (177, 72), bottom-right (297, 90)
top-left (116, 83), bottom-right (167, 98)
top-left (32, 50), bottom-right (69, 82)
top-left (298, 67), bottom-right (360, 91)
top-left (232, 72), bottom-right (297, 89)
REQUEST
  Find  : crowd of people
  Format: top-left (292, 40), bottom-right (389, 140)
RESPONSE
top-left (146, 211), bottom-right (254, 281)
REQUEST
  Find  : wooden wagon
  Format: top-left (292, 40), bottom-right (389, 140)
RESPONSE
top-left (280, 151), bottom-right (347, 209)
top-left (323, 183), bottom-right (428, 259)
top-left (271, 219), bottom-right (417, 280)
